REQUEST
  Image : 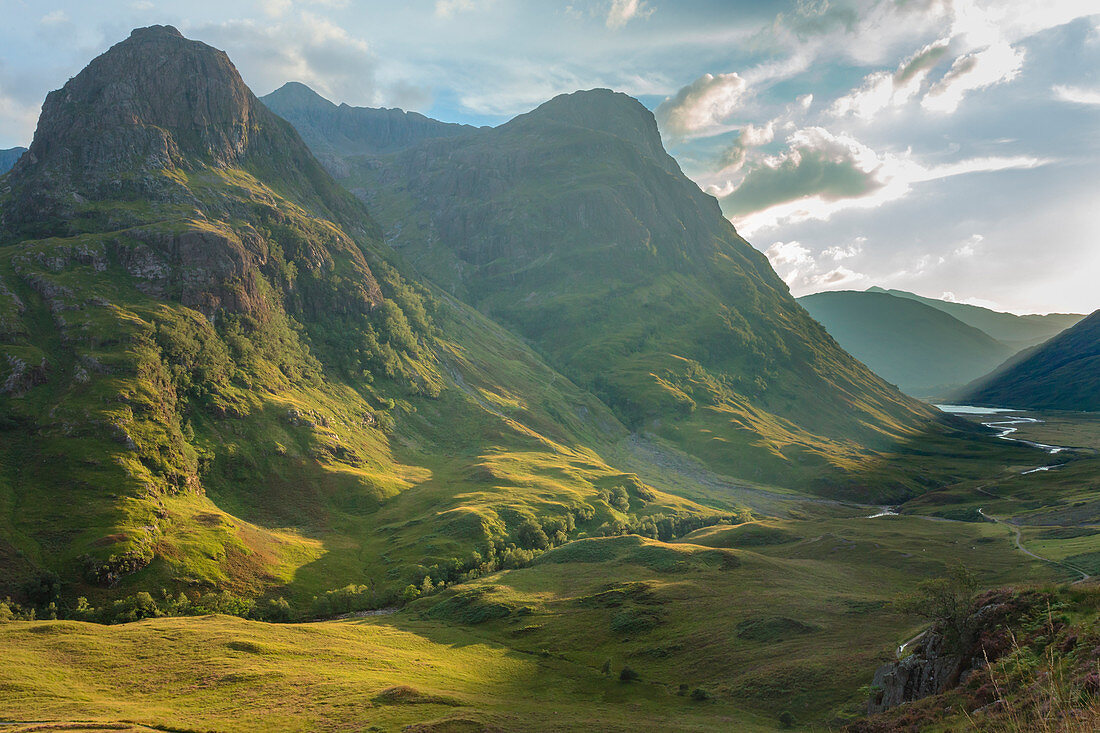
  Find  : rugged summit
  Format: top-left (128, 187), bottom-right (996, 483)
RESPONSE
top-left (958, 309), bottom-right (1100, 411)
top-left (305, 86), bottom-right (949, 493)
top-left (4, 25), bottom-right (356, 239)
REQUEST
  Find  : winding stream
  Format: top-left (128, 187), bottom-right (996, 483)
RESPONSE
top-left (936, 404), bottom-right (1071, 471)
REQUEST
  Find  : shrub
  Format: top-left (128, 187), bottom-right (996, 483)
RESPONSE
top-left (619, 666), bottom-right (640, 682)
top-left (108, 591), bottom-right (162, 623)
top-left (778, 711), bottom-right (796, 728)
top-left (691, 688), bottom-right (709, 701)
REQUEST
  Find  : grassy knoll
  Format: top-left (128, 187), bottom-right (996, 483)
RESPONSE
top-left (0, 612), bottom-right (778, 732)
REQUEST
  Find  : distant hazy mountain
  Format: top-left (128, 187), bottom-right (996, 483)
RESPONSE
top-left (957, 310), bottom-right (1100, 411)
top-left (867, 287), bottom-right (1083, 350)
top-left (261, 82), bottom-right (476, 161)
top-left (798, 290), bottom-right (1016, 397)
top-left (0, 146), bottom-right (26, 173)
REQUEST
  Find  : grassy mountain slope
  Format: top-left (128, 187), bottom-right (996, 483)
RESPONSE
top-left (0, 511), bottom-right (1061, 731)
top-left (867, 286), bottom-right (1083, 350)
top-left (957, 310), bottom-right (1100, 411)
top-left (270, 85), bottom-right (960, 494)
top-left (0, 27), bottom-right (724, 604)
top-left (798, 290), bottom-right (1015, 397)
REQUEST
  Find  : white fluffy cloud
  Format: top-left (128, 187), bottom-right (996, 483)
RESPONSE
top-left (654, 72), bottom-right (748, 138)
top-left (192, 12), bottom-right (378, 105)
top-left (922, 42), bottom-right (1025, 114)
top-left (831, 40), bottom-right (950, 121)
top-left (1054, 84), bottom-right (1100, 105)
top-left (606, 0), bottom-right (654, 30)
top-left (435, 0), bottom-right (478, 18)
top-left (717, 127), bottom-right (1050, 237)
top-left (764, 240), bottom-right (867, 292)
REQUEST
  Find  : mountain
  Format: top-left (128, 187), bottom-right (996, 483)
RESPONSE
top-left (866, 286), bottom-right (1083, 350)
top-left (956, 309), bottom-right (1100, 411)
top-left (0, 147), bottom-right (26, 174)
top-left (261, 82), bottom-right (476, 163)
top-left (797, 290), bottom-right (1016, 397)
top-left (0, 27), bottom-right (714, 601)
top-left (275, 84), bottom-right (955, 493)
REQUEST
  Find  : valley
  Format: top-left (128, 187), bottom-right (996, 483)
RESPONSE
top-left (1, 20), bottom-right (1098, 733)
top-left (4, 407), bottom-right (1100, 730)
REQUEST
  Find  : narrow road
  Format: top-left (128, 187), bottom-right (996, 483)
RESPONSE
top-left (977, 507), bottom-right (1091, 583)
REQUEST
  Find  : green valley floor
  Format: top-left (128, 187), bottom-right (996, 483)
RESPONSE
top-left (3, 410), bottom-right (1100, 731)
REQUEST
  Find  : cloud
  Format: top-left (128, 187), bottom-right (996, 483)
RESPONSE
top-left (764, 240), bottom-right (867, 293)
top-left (435, 0), bottom-right (477, 18)
top-left (606, 0), bottom-right (654, 30)
top-left (718, 121), bottom-right (775, 172)
top-left (191, 12), bottom-right (378, 106)
top-left (1054, 84), bottom-right (1100, 105)
top-left (953, 234), bottom-right (984, 258)
top-left (722, 127), bottom-right (886, 217)
top-left (655, 72), bottom-right (748, 138)
top-left (0, 62), bottom-right (42, 147)
top-left (831, 39), bottom-right (950, 121)
top-left (922, 42), bottom-right (1025, 113)
top-left (717, 127), bottom-right (1051, 237)
top-left (40, 10), bottom-right (69, 25)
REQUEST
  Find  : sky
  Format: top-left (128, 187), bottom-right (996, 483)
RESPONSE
top-left (1, 0), bottom-right (1098, 314)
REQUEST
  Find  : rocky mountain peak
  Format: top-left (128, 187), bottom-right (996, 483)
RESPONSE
top-left (506, 88), bottom-right (673, 168)
top-left (263, 82), bottom-right (338, 114)
top-left (2, 26), bottom-right (359, 240)
top-left (20, 24), bottom-right (262, 176)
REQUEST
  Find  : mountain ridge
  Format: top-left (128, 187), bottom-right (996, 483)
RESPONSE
top-left (957, 309), bottom-right (1100, 411)
top-left (865, 286), bottom-right (1083, 349)
top-left (798, 290), bottom-right (1015, 397)
top-left (0, 147), bottom-right (25, 174)
top-left (261, 81), bottom-right (477, 162)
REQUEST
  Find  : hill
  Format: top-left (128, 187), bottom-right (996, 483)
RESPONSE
top-left (0, 146), bottom-right (26, 174)
top-left (866, 286), bottom-right (1083, 350)
top-left (0, 26), bottom-right (725, 604)
top-left (956, 310), bottom-right (1100, 411)
top-left (797, 290), bottom-right (1015, 397)
top-left (274, 83), bottom-right (957, 494)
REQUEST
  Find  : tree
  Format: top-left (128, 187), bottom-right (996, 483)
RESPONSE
top-left (778, 711), bottom-right (796, 728)
top-left (601, 659), bottom-right (612, 676)
top-left (896, 563), bottom-right (979, 654)
top-left (516, 519), bottom-right (550, 551)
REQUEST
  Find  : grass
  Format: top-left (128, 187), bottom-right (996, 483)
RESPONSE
top-left (0, 613), bottom-right (780, 732)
